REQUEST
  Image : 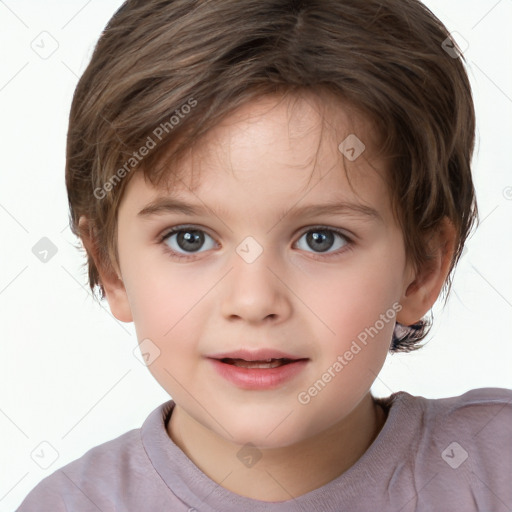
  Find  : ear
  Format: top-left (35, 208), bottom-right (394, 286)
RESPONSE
top-left (396, 217), bottom-right (457, 326)
top-left (78, 216), bottom-right (133, 323)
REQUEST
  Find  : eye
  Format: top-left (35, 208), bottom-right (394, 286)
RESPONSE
top-left (295, 227), bottom-right (351, 256)
top-left (159, 225), bottom-right (216, 258)
top-left (158, 225), bottom-right (353, 261)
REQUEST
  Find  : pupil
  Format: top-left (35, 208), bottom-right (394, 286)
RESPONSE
top-left (307, 230), bottom-right (334, 252)
top-left (177, 230), bottom-right (204, 252)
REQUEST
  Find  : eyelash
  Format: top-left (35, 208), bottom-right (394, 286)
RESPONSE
top-left (158, 224), bottom-right (354, 261)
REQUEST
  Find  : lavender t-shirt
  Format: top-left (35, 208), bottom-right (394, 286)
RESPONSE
top-left (17, 387), bottom-right (512, 511)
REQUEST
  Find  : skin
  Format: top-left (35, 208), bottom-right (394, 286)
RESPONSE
top-left (80, 91), bottom-right (456, 501)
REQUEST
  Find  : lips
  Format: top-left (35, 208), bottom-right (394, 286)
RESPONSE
top-left (208, 356), bottom-right (309, 389)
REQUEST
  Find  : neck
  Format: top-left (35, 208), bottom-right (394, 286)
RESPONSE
top-left (167, 392), bottom-right (388, 502)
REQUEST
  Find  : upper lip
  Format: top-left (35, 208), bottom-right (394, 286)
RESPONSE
top-left (206, 349), bottom-right (308, 361)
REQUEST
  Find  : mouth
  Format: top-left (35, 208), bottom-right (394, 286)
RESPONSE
top-left (207, 348), bottom-right (308, 365)
top-left (219, 357), bottom-right (300, 369)
top-left (207, 353), bottom-right (310, 389)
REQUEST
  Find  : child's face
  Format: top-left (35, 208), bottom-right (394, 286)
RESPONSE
top-left (115, 93), bottom-right (414, 448)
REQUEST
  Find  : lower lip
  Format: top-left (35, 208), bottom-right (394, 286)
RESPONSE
top-left (208, 358), bottom-right (309, 390)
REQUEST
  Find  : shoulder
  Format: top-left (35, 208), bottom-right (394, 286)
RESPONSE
top-left (384, 387), bottom-right (512, 466)
top-left (378, 387), bottom-right (512, 465)
top-left (421, 386), bottom-right (512, 431)
top-left (392, 386), bottom-right (512, 448)
top-left (434, 386), bottom-right (512, 409)
top-left (15, 399), bottom-right (178, 512)
top-left (16, 399), bottom-right (177, 511)
top-left (374, 388), bottom-right (512, 510)
top-left (16, 428), bottom-right (144, 511)
top-left (397, 387), bottom-right (512, 508)
top-left (389, 386), bottom-right (512, 426)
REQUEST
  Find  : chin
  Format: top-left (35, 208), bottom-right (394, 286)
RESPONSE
top-left (218, 413), bottom-right (318, 450)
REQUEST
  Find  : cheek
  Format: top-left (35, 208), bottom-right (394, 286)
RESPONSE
top-left (128, 268), bottom-right (210, 395)
top-left (297, 270), bottom-right (398, 421)
top-left (126, 257), bottom-right (207, 331)
top-left (301, 251), bottom-right (404, 378)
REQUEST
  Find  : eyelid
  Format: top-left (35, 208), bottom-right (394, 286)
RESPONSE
top-left (295, 224), bottom-right (354, 242)
top-left (158, 224), bottom-right (217, 242)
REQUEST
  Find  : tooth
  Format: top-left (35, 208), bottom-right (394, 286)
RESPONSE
top-left (231, 358), bottom-right (286, 368)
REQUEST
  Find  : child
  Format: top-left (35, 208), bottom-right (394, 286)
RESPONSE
top-left (17, 0), bottom-right (511, 510)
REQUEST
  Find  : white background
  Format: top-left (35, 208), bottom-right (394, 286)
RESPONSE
top-left (1, 1), bottom-right (511, 510)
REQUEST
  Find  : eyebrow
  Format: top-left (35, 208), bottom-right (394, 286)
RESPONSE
top-left (137, 197), bottom-right (382, 222)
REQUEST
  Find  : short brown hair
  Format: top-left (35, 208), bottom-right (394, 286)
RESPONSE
top-left (66, 0), bottom-right (478, 352)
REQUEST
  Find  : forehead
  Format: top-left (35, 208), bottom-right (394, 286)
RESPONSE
top-left (120, 92), bottom-right (390, 218)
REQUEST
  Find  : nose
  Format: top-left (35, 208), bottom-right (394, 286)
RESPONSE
top-left (220, 244), bottom-right (292, 325)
